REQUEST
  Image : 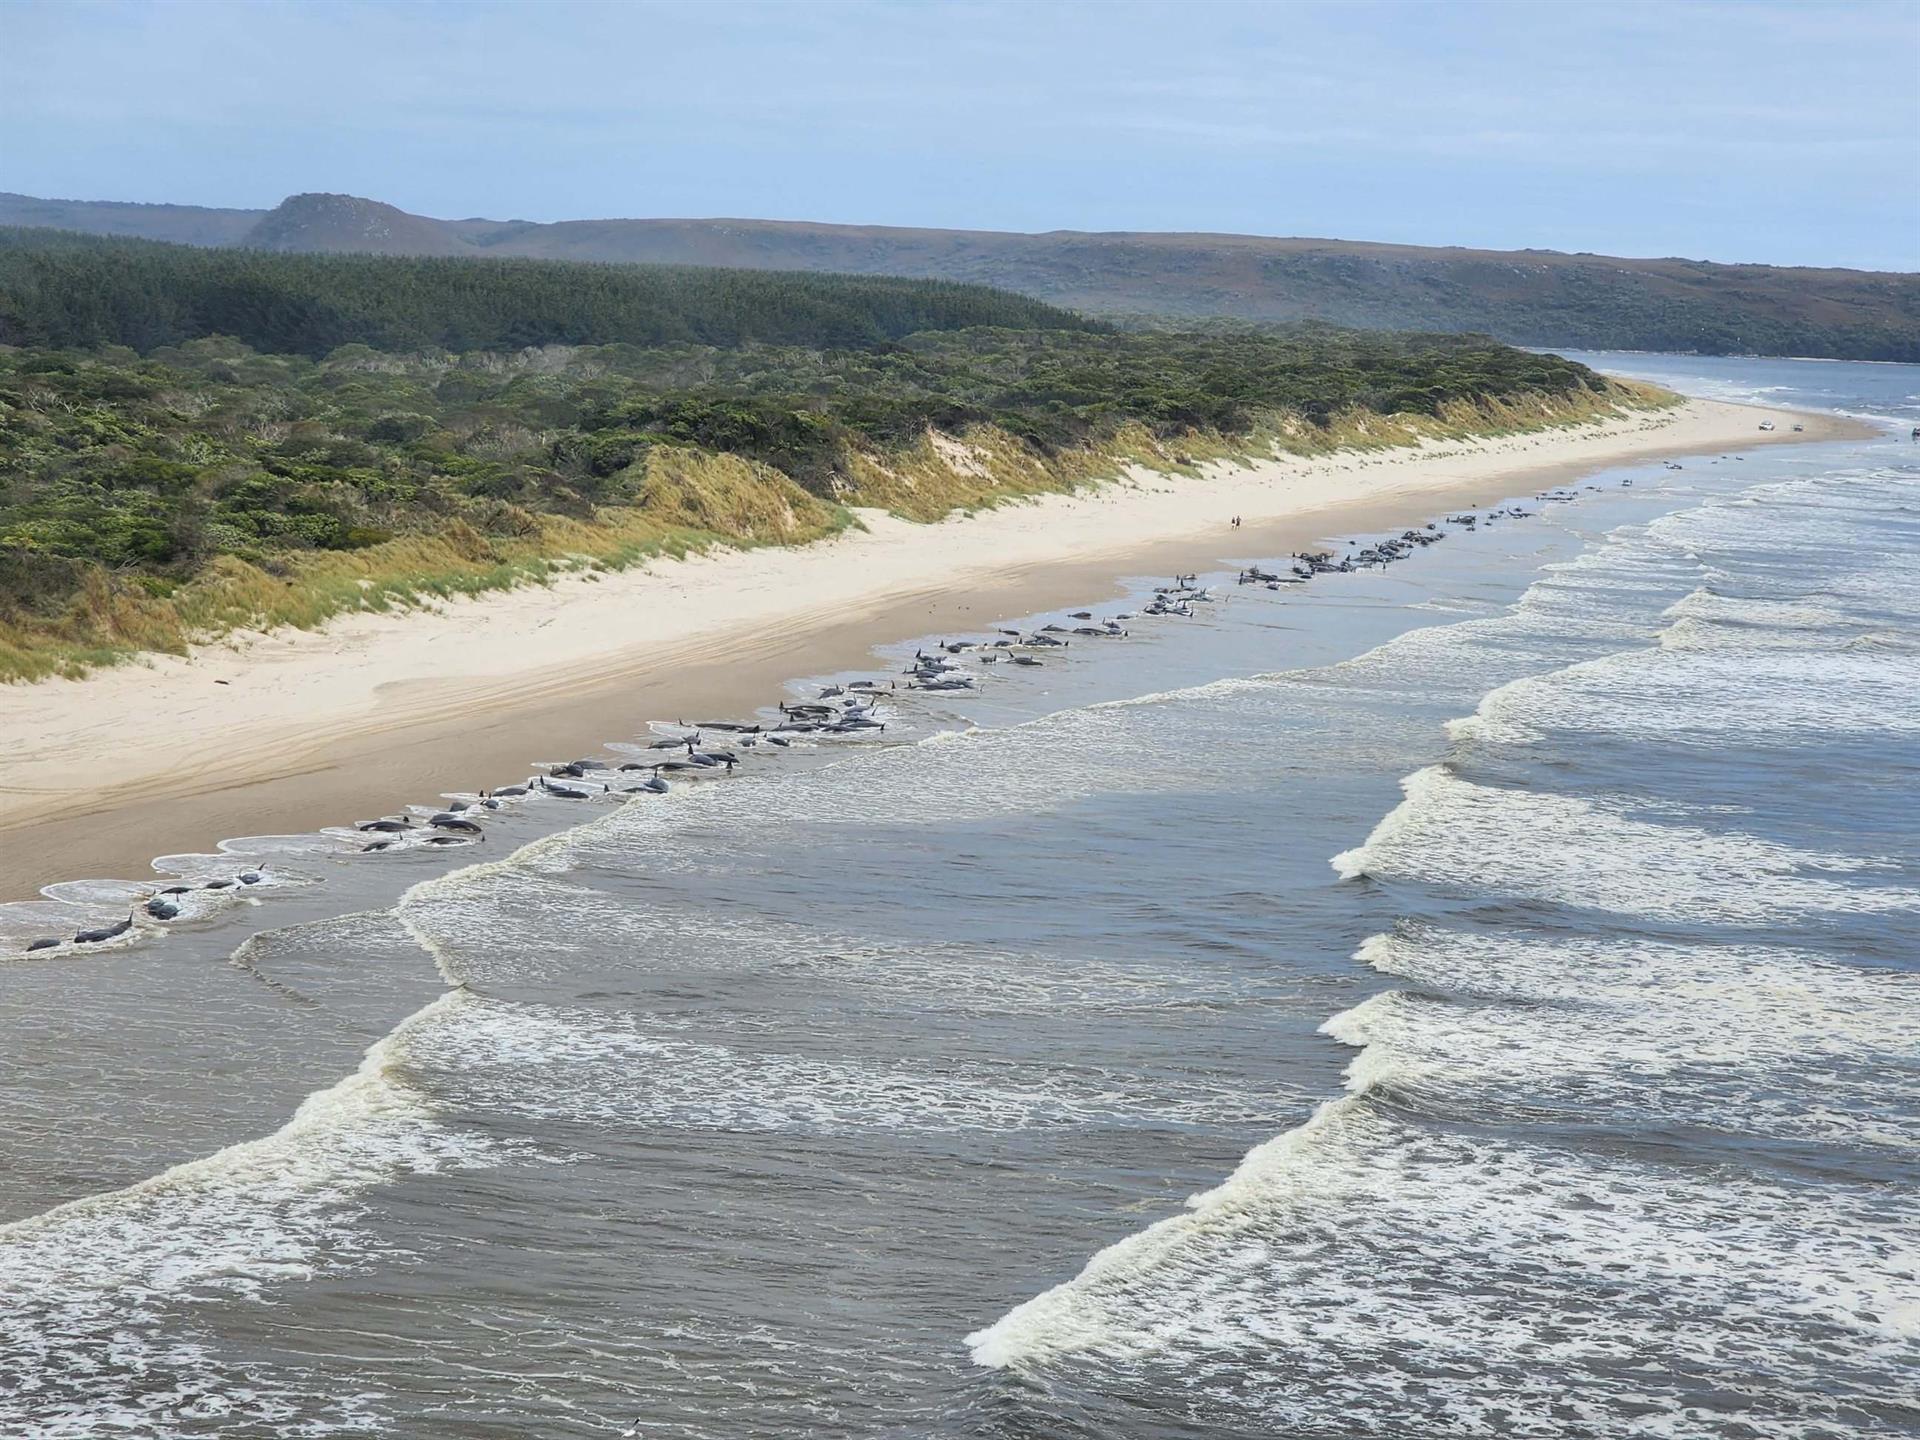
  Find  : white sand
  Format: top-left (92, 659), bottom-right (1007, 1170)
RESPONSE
top-left (0, 396), bottom-right (1858, 895)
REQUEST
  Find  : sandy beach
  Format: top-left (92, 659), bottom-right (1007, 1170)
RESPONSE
top-left (0, 396), bottom-right (1867, 899)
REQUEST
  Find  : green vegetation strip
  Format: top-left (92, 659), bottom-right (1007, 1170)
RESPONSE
top-left (0, 227), bottom-right (1096, 357)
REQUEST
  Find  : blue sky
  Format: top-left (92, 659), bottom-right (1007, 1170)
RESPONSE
top-left (4, 0), bottom-right (1917, 269)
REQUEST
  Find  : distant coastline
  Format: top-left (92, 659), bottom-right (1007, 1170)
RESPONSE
top-left (1544, 345), bottom-right (1919, 367)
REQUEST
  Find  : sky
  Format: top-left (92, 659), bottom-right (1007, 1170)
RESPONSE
top-left (3, 0), bottom-right (1917, 270)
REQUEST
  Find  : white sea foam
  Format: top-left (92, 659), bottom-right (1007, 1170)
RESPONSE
top-left (402, 995), bottom-right (1291, 1135)
top-left (967, 1099), bottom-right (1918, 1436)
top-left (783, 940), bottom-right (1257, 1014)
top-left (0, 992), bottom-right (502, 1438)
top-left (1330, 928), bottom-right (1920, 1148)
top-left (1649, 470), bottom-right (1920, 613)
top-left (1332, 765), bottom-right (1914, 924)
top-left (1446, 470), bottom-right (1920, 752)
top-left (402, 834), bottom-right (1260, 1012)
top-left (1659, 586), bottom-right (1861, 642)
top-left (534, 693), bottom-right (1303, 883)
top-left (1459, 642), bottom-right (1920, 746)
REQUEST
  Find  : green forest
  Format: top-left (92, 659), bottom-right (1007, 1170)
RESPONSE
top-left (0, 235), bottom-right (1638, 679)
top-left (0, 228), bottom-right (1093, 356)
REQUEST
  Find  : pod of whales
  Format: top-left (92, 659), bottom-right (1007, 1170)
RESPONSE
top-left (15, 484), bottom-right (1621, 957)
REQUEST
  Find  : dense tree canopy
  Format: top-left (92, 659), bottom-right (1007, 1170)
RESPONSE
top-left (0, 228), bottom-right (1098, 357)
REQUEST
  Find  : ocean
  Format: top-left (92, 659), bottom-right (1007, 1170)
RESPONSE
top-left (1, 354), bottom-right (1915, 1439)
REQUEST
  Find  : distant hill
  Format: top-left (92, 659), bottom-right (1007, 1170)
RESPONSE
top-left (0, 228), bottom-right (1096, 357)
top-left (241, 191), bottom-right (473, 257)
top-left (3, 190), bottom-right (1915, 360)
top-left (0, 191), bottom-right (260, 247)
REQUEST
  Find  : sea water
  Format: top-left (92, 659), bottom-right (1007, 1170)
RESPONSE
top-left (1, 355), bottom-right (1914, 1438)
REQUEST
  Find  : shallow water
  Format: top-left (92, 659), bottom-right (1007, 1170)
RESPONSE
top-left (2, 355), bottom-right (1916, 1438)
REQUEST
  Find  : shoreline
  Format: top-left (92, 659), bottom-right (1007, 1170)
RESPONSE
top-left (0, 397), bottom-right (1871, 901)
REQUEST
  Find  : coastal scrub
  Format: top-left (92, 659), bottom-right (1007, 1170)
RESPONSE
top-left (0, 334), bottom-right (1666, 680)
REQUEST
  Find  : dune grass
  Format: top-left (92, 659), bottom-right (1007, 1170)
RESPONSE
top-left (1, 447), bottom-right (851, 681)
